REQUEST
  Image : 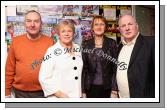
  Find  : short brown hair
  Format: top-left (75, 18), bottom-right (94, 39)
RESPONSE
top-left (91, 15), bottom-right (108, 31)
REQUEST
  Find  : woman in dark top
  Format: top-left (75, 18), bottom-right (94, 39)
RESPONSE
top-left (82, 16), bottom-right (118, 98)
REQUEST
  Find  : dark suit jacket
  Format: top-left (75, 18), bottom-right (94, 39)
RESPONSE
top-left (82, 36), bottom-right (118, 93)
top-left (118, 34), bottom-right (155, 98)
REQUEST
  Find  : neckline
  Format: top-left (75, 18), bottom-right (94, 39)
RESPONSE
top-left (26, 33), bottom-right (42, 41)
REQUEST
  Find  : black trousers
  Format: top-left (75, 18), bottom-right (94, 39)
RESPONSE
top-left (85, 85), bottom-right (111, 98)
top-left (13, 87), bottom-right (45, 98)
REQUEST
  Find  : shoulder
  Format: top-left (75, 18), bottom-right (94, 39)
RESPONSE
top-left (105, 36), bottom-right (116, 42)
top-left (12, 33), bottom-right (27, 43)
top-left (141, 34), bottom-right (154, 40)
top-left (47, 43), bottom-right (57, 52)
top-left (82, 38), bottom-right (93, 48)
top-left (73, 42), bottom-right (81, 49)
top-left (41, 34), bottom-right (55, 45)
top-left (41, 34), bottom-right (55, 43)
top-left (139, 34), bottom-right (155, 44)
top-left (43, 43), bottom-right (57, 59)
top-left (83, 38), bottom-right (93, 44)
top-left (41, 34), bottom-right (50, 38)
top-left (136, 34), bottom-right (155, 51)
top-left (104, 36), bottom-right (117, 46)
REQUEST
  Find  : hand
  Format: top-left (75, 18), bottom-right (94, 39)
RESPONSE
top-left (54, 91), bottom-right (69, 98)
top-left (5, 95), bottom-right (11, 98)
top-left (60, 93), bottom-right (70, 98)
top-left (110, 91), bottom-right (118, 98)
top-left (81, 93), bottom-right (87, 98)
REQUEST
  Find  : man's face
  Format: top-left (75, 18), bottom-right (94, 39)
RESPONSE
top-left (119, 15), bottom-right (139, 41)
top-left (25, 12), bottom-right (41, 36)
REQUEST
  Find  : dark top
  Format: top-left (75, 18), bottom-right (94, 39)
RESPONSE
top-left (82, 36), bottom-right (118, 93)
top-left (93, 48), bottom-right (103, 85)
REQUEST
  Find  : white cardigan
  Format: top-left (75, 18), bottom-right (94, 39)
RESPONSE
top-left (39, 40), bottom-right (83, 98)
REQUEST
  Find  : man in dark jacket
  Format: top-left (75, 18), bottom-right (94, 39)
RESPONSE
top-left (116, 14), bottom-right (155, 98)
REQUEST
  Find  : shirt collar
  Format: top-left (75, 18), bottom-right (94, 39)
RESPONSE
top-left (56, 40), bottom-right (81, 56)
top-left (122, 32), bottom-right (139, 46)
top-left (56, 40), bottom-right (79, 49)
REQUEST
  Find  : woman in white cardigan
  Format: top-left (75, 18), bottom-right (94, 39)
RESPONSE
top-left (39, 20), bottom-right (83, 98)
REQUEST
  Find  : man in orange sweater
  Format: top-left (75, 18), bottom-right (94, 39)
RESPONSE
top-left (5, 10), bottom-right (54, 98)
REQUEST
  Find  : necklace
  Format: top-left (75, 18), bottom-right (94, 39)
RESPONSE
top-left (95, 43), bottom-right (103, 46)
top-left (95, 37), bottom-right (104, 46)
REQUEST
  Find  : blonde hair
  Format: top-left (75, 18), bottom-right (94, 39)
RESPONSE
top-left (56, 20), bottom-right (75, 35)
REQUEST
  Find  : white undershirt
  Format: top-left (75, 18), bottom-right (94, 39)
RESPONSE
top-left (116, 33), bottom-right (139, 98)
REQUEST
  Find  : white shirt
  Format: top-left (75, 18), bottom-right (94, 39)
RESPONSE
top-left (39, 40), bottom-right (83, 98)
top-left (116, 33), bottom-right (139, 98)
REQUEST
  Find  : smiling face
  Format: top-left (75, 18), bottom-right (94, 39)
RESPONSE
top-left (58, 24), bottom-right (74, 46)
top-left (92, 18), bottom-right (106, 36)
top-left (118, 15), bottom-right (139, 42)
top-left (57, 20), bottom-right (75, 46)
top-left (24, 11), bottom-right (42, 37)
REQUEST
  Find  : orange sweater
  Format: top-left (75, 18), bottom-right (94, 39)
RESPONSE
top-left (5, 33), bottom-right (54, 96)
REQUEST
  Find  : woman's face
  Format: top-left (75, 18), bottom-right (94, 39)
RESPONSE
top-left (92, 19), bottom-right (106, 36)
top-left (58, 25), bottom-right (74, 45)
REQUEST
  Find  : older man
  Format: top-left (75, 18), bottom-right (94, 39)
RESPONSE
top-left (5, 10), bottom-right (54, 98)
top-left (116, 14), bottom-right (155, 98)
